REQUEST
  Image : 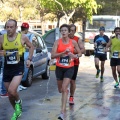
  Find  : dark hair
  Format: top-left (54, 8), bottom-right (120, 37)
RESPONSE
top-left (114, 27), bottom-right (120, 32)
top-left (60, 24), bottom-right (70, 32)
top-left (99, 26), bottom-right (105, 31)
top-left (69, 24), bottom-right (76, 32)
top-left (21, 26), bottom-right (28, 31)
top-left (7, 19), bottom-right (17, 27)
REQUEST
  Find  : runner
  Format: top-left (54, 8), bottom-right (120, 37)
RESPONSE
top-left (51, 24), bottom-right (81, 120)
top-left (0, 22), bottom-right (8, 98)
top-left (69, 24), bottom-right (85, 105)
top-left (106, 27), bottom-right (120, 88)
top-left (21, 22), bottom-right (29, 34)
top-left (94, 26), bottom-right (109, 82)
top-left (0, 19), bottom-right (34, 120)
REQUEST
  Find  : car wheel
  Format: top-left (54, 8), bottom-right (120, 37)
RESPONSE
top-left (22, 67), bottom-right (33, 87)
top-left (42, 65), bottom-right (50, 79)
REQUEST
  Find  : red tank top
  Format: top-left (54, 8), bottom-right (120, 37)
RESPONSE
top-left (56, 38), bottom-right (74, 68)
top-left (72, 36), bottom-right (80, 65)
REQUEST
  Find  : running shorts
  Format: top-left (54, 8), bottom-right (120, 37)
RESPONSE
top-left (55, 66), bottom-right (74, 80)
top-left (110, 58), bottom-right (120, 66)
top-left (94, 53), bottom-right (107, 61)
top-left (72, 65), bottom-right (79, 80)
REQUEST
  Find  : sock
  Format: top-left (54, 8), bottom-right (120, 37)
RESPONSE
top-left (115, 81), bottom-right (119, 84)
top-left (15, 100), bottom-right (21, 104)
top-left (100, 76), bottom-right (103, 78)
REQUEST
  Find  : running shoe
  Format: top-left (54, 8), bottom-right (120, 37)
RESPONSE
top-left (11, 112), bottom-right (18, 120)
top-left (69, 97), bottom-right (74, 105)
top-left (100, 76), bottom-right (104, 82)
top-left (15, 100), bottom-right (22, 117)
top-left (58, 112), bottom-right (64, 120)
top-left (19, 85), bottom-right (27, 90)
top-left (96, 70), bottom-right (100, 78)
top-left (114, 82), bottom-right (119, 88)
top-left (0, 93), bottom-right (8, 98)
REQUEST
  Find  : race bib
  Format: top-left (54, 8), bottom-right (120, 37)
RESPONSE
top-left (112, 51), bottom-right (120, 58)
top-left (97, 46), bottom-right (105, 54)
top-left (6, 50), bottom-right (20, 64)
top-left (59, 56), bottom-right (70, 66)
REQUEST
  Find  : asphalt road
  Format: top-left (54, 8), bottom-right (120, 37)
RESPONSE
top-left (0, 56), bottom-right (120, 120)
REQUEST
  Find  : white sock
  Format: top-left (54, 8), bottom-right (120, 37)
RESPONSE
top-left (15, 100), bottom-right (21, 104)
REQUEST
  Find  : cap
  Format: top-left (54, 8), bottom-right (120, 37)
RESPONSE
top-left (21, 22), bottom-right (29, 29)
top-left (99, 26), bottom-right (105, 31)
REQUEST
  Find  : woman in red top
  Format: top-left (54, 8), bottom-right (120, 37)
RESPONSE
top-left (51, 24), bottom-right (81, 120)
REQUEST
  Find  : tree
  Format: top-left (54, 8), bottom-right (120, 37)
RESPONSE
top-left (96, 0), bottom-right (120, 15)
top-left (0, 0), bottom-right (37, 21)
top-left (41, 0), bottom-right (100, 27)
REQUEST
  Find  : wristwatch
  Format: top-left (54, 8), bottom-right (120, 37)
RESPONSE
top-left (76, 54), bottom-right (79, 58)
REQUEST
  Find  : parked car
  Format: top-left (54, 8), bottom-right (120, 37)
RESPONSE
top-left (22, 31), bottom-right (50, 87)
top-left (33, 29), bottom-right (48, 35)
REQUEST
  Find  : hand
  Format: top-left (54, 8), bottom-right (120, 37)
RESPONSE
top-left (65, 48), bottom-right (70, 53)
top-left (26, 60), bottom-right (31, 68)
top-left (68, 52), bottom-right (76, 58)
top-left (104, 48), bottom-right (109, 52)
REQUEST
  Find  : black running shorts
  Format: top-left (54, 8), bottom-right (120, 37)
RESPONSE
top-left (72, 65), bottom-right (79, 80)
top-left (3, 65), bottom-right (24, 82)
top-left (94, 53), bottom-right (107, 61)
top-left (55, 66), bottom-right (74, 80)
top-left (110, 58), bottom-right (120, 66)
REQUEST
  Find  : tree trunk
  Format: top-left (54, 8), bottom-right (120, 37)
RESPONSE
top-left (56, 17), bottom-right (60, 27)
top-left (41, 17), bottom-right (45, 35)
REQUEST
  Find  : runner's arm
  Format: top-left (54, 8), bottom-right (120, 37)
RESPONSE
top-left (94, 36), bottom-right (97, 48)
top-left (23, 35), bottom-right (34, 60)
top-left (105, 39), bottom-right (112, 52)
top-left (0, 35), bottom-right (5, 56)
top-left (77, 38), bottom-right (85, 54)
top-left (73, 40), bottom-right (82, 57)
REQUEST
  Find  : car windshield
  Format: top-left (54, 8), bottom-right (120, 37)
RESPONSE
top-left (86, 20), bottom-right (116, 31)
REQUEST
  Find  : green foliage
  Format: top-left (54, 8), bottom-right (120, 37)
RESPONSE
top-left (96, 0), bottom-right (120, 15)
top-left (0, 0), bottom-right (37, 21)
top-left (0, 0), bottom-right (100, 24)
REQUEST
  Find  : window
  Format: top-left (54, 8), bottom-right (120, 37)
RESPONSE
top-left (32, 36), bottom-right (39, 48)
top-left (86, 20), bottom-right (116, 31)
top-left (37, 36), bottom-right (45, 49)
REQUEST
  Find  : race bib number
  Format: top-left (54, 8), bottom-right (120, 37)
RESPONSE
top-left (97, 46), bottom-right (105, 54)
top-left (112, 51), bottom-right (120, 58)
top-left (6, 50), bottom-right (20, 64)
top-left (59, 56), bottom-right (70, 66)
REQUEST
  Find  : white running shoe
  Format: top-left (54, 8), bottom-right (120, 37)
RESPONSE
top-left (58, 112), bottom-right (64, 120)
top-left (19, 85), bottom-right (27, 90)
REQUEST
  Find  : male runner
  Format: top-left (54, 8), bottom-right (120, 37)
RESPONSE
top-left (69, 24), bottom-right (85, 105)
top-left (94, 26), bottom-right (109, 82)
top-left (0, 19), bottom-right (34, 120)
top-left (106, 27), bottom-right (120, 88)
